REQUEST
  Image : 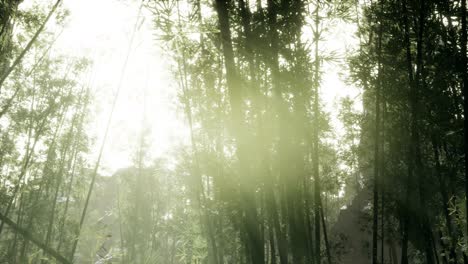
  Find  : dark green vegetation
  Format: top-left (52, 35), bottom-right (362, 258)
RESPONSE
top-left (0, 0), bottom-right (467, 263)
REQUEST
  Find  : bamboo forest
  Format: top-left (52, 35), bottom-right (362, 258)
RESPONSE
top-left (2, 0), bottom-right (468, 263)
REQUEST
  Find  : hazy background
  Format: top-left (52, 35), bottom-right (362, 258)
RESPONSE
top-left (49, 0), bottom-right (359, 175)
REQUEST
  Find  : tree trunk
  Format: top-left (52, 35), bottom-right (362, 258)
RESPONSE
top-left (414, 0), bottom-right (434, 262)
top-left (313, 5), bottom-right (322, 264)
top-left (175, 1), bottom-right (219, 262)
top-left (265, 0), bottom-right (290, 263)
top-left (372, 0), bottom-right (384, 262)
top-left (400, 0), bottom-right (414, 262)
top-left (319, 197), bottom-right (331, 264)
top-left (215, 1), bottom-right (264, 263)
top-left (460, 0), bottom-right (468, 244)
top-left (380, 98), bottom-right (386, 264)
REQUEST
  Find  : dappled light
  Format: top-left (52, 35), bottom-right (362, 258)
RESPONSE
top-left (0, 0), bottom-right (467, 263)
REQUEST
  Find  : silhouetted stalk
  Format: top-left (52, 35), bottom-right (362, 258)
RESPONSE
top-left (400, 0), bottom-right (413, 262)
top-left (313, 4), bottom-right (321, 264)
top-left (460, 0), bottom-right (468, 244)
top-left (265, 0), bottom-right (289, 262)
top-left (319, 197), bottom-right (331, 264)
top-left (215, 1), bottom-right (264, 263)
top-left (372, 1), bottom-right (383, 263)
top-left (57, 90), bottom-right (89, 252)
top-left (413, 0), bottom-right (434, 262)
top-left (173, 1), bottom-right (219, 262)
top-left (380, 97), bottom-right (386, 264)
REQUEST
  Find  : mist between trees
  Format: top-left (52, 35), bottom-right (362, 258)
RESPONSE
top-left (0, 0), bottom-right (467, 263)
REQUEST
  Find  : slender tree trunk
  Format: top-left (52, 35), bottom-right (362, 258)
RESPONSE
top-left (319, 197), bottom-right (331, 264)
top-left (269, 224), bottom-right (276, 264)
top-left (372, 0), bottom-right (384, 262)
top-left (57, 92), bottom-right (88, 252)
top-left (400, 1), bottom-right (414, 262)
top-left (215, 1), bottom-right (264, 263)
top-left (460, 0), bottom-right (468, 244)
top-left (174, 1), bottom-right (219, 261)
top-left (380, 98), bottom-right (386, 264)
top-left (265, 0), bottom-right (289, 263)
top-left (400, 0), bottom-right (435, 262)
top-left (414, 1), bottom-right (434, 262)
top-left (431, 232), bottom-right (440, 264)
top-left (313, 5), bottom-right (322, 264)
top-left (304, 166), bottom-right (315, 264)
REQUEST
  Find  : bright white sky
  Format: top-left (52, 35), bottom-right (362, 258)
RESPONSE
top-left (52, 0), bottom-right (190, 176)
top-left (22, 0), bottom-right (361, 176)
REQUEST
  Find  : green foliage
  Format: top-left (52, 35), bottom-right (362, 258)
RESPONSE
top-left (1, 0), bottom-right (468, 263)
